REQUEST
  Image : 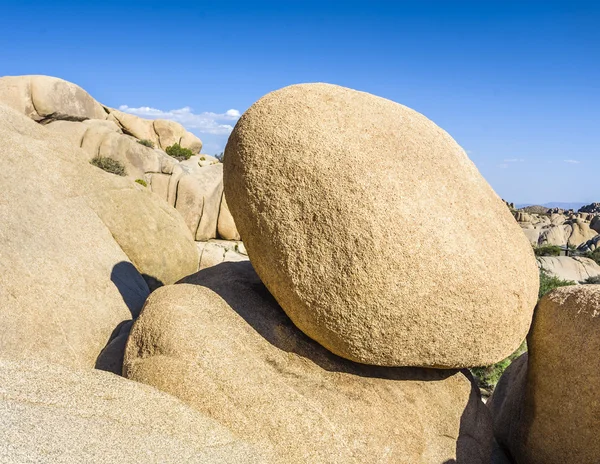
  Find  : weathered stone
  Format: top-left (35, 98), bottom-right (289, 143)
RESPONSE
top-left (125, 261), bottom-right (493, 463)
top-left (488, 286), bottom-right (600, 464)
top-left (0, 103), bottom-right (148, 368)
top-left (0, 359), bottom-right (268, 463)
top-left (224, 83), bottom-right (539, 367)
top-left (217, 194), bottom-right (241, 240)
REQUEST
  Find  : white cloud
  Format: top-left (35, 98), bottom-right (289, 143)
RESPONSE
top-left (118, 105), bottom-right (241, 135)
top-left (564, 159), bottom-right (581, 164)
top-left (503, 158), bottom-right (525, 163)
top-left (497, 163), bottom-right (509, 169)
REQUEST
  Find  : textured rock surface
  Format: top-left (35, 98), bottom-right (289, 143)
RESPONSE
top-left (88, 188), bottom-right (198, 288)
top-left (124, 261), bottom-right (493, 463)
top-left (488, 286), bottom-right (600, 464)
top-left (0, 359), bottom-right (268, 463)
top-left (0, 102), bottom-right (197, 368)
top-left (0, 103), bottom-right (146, 368)
top-left (537, 256), bottom-right (600, 283)
top-left (0, 75), bottom-right (107, 122)
top-left (224, 83), bottom-right (539, 368)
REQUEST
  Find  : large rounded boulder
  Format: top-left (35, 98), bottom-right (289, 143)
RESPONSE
top-left (488, 285), bottom-right (600, 464)
top-left (224, 83), bottom-right (539, 368)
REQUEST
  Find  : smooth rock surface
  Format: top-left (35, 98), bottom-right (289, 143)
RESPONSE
top-left (224, 83), bottom-right (539, 367)
top-left (537, 256), bottom-right (600, 283)
top-left (0, 358), bottom-right (268, 463)
top-left (124, 261), bottom-right (493, 464)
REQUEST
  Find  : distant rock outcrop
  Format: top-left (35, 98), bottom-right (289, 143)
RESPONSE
top-left (537, 256), bottom-right (600, 282)
top-left (579, 202), bottom-right (600, 214)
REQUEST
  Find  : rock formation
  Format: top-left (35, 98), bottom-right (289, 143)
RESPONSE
top-left (488, 285), bottom-right (600, 463)
top-left (124, 261), bottom-right (493, 463)
top-left (0, 75), bottom-right (239, 242)
top-left (537, 256), bottom-right (600, 283)
top-left (224, 83), bottom-right (539, 368)
top-left (0, 102), bottom-right (197, 368)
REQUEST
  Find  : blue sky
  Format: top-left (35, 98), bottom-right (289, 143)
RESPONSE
top-left (0, 1), bottom-right (598, 204)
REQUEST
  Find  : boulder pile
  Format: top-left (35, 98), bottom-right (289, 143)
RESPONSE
top-left (7, 79), bottom-right (587, 463)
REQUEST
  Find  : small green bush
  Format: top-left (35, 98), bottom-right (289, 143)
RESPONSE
top-left (165, 143), bottom-right (193, 161)
top-left (135, 179), bottom-right (147, 187)
top-left (534, 245), bottom-right (562, 257)
top-left (200, 156), bottom-right (206, 161)
top-left (90, 156), bottom-right (126, 176)
top-left (470, 340), bottom-right (527, 395)
top-left (584, 248), bottom-right (600, 266)
top-left (137, 139), bottom-right (155, 148)
top-left (539, 268), bottom-right (575, 299)
top-left (582, 275), bottom-right (600, 284)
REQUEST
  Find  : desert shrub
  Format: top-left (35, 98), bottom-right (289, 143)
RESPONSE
top-left (137, 139), bottom-right (155, 148)
top-left (539, 268), bottom-right (575, 299)
top-left (584, 248), bottom-right (600, 266)
top-left (90, 156), bottom-right (126, 176)
top-left (215, 151), bottom-right (224, 162)
top-left (582, 275), bottom-right (600, 284)
top-left (200, 156), bottom-right (206, 161)
top-left (534, 245), bottom-right (562, 257)
top-left (135, 179), bottom-right (147, 187)
top-left (165, 143), bottom-right (193, 161)
top-left (470, 340), bottom-right (527, 396)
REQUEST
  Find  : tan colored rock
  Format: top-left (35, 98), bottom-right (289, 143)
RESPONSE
top-left (108, 108), bottom-right (158, 142)
top-left (30, 75), bottom-right (108, 121)
top-left (180, 130), bottom-right (203, 154)
top-left (521, 228), bottom-right (541, 246)
top-left (0, 358), bottom-right (268, 464)
top-left (488, 286), bottom-right (600, 464)
top-left (87, 188), bottom-right (198, 289)
top-left (537, 256), bottom-right (600, 283)
top-left (568, 219), bottom-right (598, 248)
top-left (0, 75), bottom-right (38, 118)
top-left (539, 223), bottom-right (571, 247)
top-left (153, 118), bottom-right (201, 153)
top-left (217, 194), bottom-right (241, 240)
top-left (196, 240), bottom-right (248, 270)
top-left (224, 83), bottom-right (539, 368)
top-left (125, 261), bottom-right (493, 463)
top-left (0, 75), bottom-right (107, 122)
top-left (550, 213), bottom-right (566, 226)
top-left (177, 162), bottom-right (224, 240)
top-left (0, 103), bottom-right (148, 368)
top-left (150, 172), bottom-right (172, 201)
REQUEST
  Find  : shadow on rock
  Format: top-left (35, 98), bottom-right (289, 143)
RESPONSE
top-left (98, 261), bottom-right (155, 375)
top-left (110, 261), bottom-right (151, 317)
top-left (180, 261), bottom-right (459, 382)
top-left (95, 320), bottom-right (133, 375)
